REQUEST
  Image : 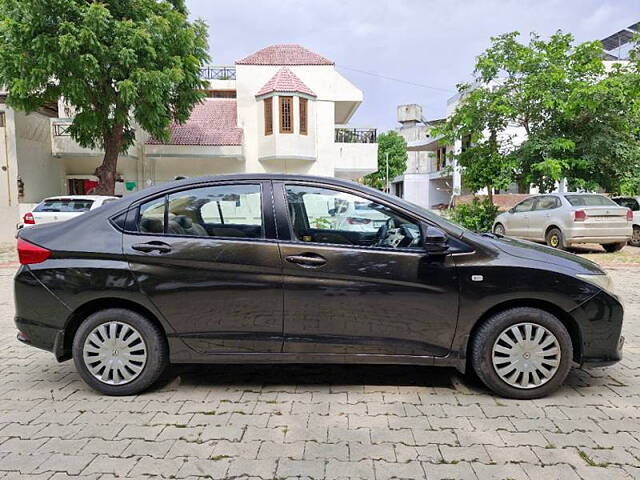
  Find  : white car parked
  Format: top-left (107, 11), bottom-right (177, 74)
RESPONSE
top-left (612, 196), bottom-right (640, 247)
top-left (493, 193), bottom-right (633, 252)
top-left (20, 195), bottom-right (119, 228)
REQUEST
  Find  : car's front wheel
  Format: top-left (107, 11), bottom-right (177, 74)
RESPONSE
top-left (470, 307), bottom-right (573, 399)
top-left (72, 309), bottom-right (168, 396)
top-left (631, 226), bottom-right (640, 248)
top-left (493, 223), bottom-right (506, 236)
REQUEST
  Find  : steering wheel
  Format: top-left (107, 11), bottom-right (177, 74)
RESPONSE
top-left (374, 218), bottom-right (394, 246)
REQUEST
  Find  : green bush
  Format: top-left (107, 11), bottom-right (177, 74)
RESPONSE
top-left (450, 198), bottom-right (499, 232)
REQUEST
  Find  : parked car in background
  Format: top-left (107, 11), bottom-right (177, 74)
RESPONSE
top-left (612, 196), bottom-right (640, 247)
top-left (19, 195), bottom-right (118, 229)
top-left (15, 175), bottom-right (624, 399)
top-left (493, 193), bottom-right (633, 252)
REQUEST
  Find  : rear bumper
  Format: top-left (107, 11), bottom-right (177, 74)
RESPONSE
top-left (15, 317), bottom-right (68, 361)
top-left (565, 226), bottom-right (632, 245)
top-left (567, 235), bottom-right (630, 245)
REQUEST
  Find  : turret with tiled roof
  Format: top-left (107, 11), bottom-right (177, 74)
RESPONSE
top-left (236, 44), bottom-right (334, 66)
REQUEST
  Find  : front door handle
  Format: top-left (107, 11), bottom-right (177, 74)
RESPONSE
top-left (131, 241), bottom-right (172, 253)
top-left (285, 254), bottom-right (327, 267)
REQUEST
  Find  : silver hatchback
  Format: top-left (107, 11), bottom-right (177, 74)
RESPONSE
top-left (493, 193), bottom-right (633, 251)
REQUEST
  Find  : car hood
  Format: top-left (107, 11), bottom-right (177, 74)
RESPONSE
top-left (481, 234), bottom-right (605, 274)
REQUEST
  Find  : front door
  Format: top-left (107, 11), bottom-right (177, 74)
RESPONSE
top-left (123, 181), bottom-right (283, 354)
top-left (506, 198), bottom-right (535, 238)
top-left (274, 182), bottom-right (459, 357)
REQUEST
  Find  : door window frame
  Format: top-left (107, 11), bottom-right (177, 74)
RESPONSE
top-left (273, 181), bottom-right (429, 253)
top-left (121, 180), bottom-right (276, 242)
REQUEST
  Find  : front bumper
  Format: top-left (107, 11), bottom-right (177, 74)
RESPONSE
top-left (582, 334), bottom-right (624, 367)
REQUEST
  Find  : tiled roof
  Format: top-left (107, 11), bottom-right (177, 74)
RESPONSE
top-left (147, 100), bottom-right (243, 146)
top-left (256, 67), bottom-right (317, 98)
top-left (237, 44), bottom-right (334, 66)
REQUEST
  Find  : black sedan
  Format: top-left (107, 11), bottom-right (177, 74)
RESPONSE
top-left (14, 175), bottom-right (624, 398)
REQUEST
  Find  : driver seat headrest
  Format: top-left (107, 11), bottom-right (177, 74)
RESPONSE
top-left (173, 215), bottom-right (193, 229)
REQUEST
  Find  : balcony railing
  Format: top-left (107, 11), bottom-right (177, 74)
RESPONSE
top-left (53, 122), bottom-right (71, 136)
top-left (200, 66), bottom-right (236, 80)
top-left (335, 128), bottom-right (377, 144)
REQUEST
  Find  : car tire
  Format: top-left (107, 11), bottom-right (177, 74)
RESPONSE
top-left (493, 223), bottom-right (506, 236)
top-left (603, 242), bottom-right (625, 253)
top-left (545, 228), bottom-right (566, 250)
top-left (629, 226), bottom-right (640, 247)
top-left (72, 308), bottom-right (168, 396)
top-left (470, 307), bottom-right (573, 399)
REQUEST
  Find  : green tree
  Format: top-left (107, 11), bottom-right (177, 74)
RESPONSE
top-left (435, 31), bottom-right (640, 201)
top-left (0, 0), bottom-right (209, 194)
top-left (364, 131), bottom-right (407, 191)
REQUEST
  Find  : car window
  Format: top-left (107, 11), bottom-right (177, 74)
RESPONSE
top-left (535, 196), bottom-right (560, 211)
top-left (513, 198), bottom-right (535, 213)
top-left (613, 198), bottom-right (639, 211)
top-left (34, 199), bottom-right (94, 212)
top-left (564, 194), bottom-right (617, 207)
top-left (285, 185), bottom-right (423, 249)
top-left (138, 184), bottom-right (263, 238)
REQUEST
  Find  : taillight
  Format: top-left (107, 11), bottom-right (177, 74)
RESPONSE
top-left (574, 210), bottom-right (586, 221)
top-left (17, 238), bottom-right (51, 265)
top-left (627, 209), bottom-right (633, 222)
top-left (23, 212), bottom-right (35, 225)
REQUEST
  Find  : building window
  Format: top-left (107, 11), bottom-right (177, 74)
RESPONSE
top-left (299, 97), bottom-right (308, 135)
top-left (279, 96), bottom-right (293, 133)
top-left (0, 112), bottom-right (5, 128)
top-left (264, 98), bottom-right (273, 135)
top-left (205, 90), bottom-right (237, 98)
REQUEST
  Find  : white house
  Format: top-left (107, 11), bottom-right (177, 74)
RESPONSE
top-left (0, 44), bottom-right (378, 241)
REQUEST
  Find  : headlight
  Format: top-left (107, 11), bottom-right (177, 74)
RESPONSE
top-left (576, 273), bottom-right (616, 295)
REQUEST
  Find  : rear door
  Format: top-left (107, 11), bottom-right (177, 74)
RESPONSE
top-left (274, 181), bottom-right (460, 357)
top-left (123, 180), bottom-right (283, 354)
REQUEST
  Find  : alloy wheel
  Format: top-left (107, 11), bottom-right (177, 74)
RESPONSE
top-left (82, 321), bottom-right (147, 385)
top-left (491, 322), bottom-right (561, 389)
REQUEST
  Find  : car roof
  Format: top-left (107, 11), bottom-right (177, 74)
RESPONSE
top-left (41, 195), bottom-right (118, 201)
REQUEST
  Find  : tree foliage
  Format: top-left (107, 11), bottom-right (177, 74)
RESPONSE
top-left (363, 131), bottom-right (407, 191)
top-left (435, 31), bottom-right (640, 201)
top-left (0, 0), bottom-right (209, 194)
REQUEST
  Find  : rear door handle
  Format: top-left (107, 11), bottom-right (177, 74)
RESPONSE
top-left (131, 242), bottom-right (172, 253)
top-left (285, 254), bottom-right (327, 267)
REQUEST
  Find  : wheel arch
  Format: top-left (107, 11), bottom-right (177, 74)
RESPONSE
top-left (61, 298), bottom-right (168, 361)
top-left (544, 224), bottom-right (561, 237)
top-left (465, 298), bottom-right (582, 369)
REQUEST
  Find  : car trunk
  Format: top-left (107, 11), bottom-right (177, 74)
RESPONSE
top-left (579, 206), bottom-right (629, 230)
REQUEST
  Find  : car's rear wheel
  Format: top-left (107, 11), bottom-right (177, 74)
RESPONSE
top-left (493, 223), bottom-right (506, 236)
top-left (631, 226), bottom-right (640, 247)
top-left (603, 242), bottom-right (625, 253)
top-left (470, 307), bottom-right (573, 399)
top-left (72, 309), bottom-right (168, 396)
top-left (545, 228), bottom-right (566, 250)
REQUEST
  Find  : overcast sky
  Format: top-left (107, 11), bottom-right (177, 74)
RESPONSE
top-left (187, 0), bottom-right (639, 131)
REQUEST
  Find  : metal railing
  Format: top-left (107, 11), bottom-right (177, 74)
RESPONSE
top-left (200, 66), bottom-right (236, 80)
top-left (334, 128), bottom-right (377, 144)
top-left (53, 122), bottom-right (71, 136)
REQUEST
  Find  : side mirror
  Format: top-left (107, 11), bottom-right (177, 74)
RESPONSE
top-left (423, 225), bottom-right (449, 254)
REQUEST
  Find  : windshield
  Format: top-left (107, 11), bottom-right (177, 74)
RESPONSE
top-left (564, 194), bottom-right (617, 207)
top-left (34, 199), bottom-right (94, 213)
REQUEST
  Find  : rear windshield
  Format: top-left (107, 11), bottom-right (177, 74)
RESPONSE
top-left (34, 199), bottom-right (94, 212)
top-left (564, 194), bottom-right (617, 207)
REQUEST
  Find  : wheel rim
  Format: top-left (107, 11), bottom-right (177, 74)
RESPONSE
top-left (491, 322), bottom-right (561, 390)
top-left (495, 225), bottom-right (505, 235)
top-left (549, 233), bottom-right (559, 247)
top-left (82, 321), bottom-right (147, 385)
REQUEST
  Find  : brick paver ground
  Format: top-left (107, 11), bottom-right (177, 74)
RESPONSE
top-left (0, 261), bottom-right (638, 479)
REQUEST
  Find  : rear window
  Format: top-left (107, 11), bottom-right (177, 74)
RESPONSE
top-left (564, 195), bottom-right (617, 207)
top-left (33, 199), bottom-right (94, 213)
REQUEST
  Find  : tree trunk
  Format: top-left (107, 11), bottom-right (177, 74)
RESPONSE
top-left (486, 185), bottom-right (494, 204)
top-left (93, 125), bottom-right (124, 195)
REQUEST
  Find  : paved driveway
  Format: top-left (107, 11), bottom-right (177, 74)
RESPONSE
top-left (0, 264), bottom-right (638, 480)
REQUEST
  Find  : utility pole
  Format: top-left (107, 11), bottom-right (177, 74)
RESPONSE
top-left (385, 151), bottom-right (389, 194)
